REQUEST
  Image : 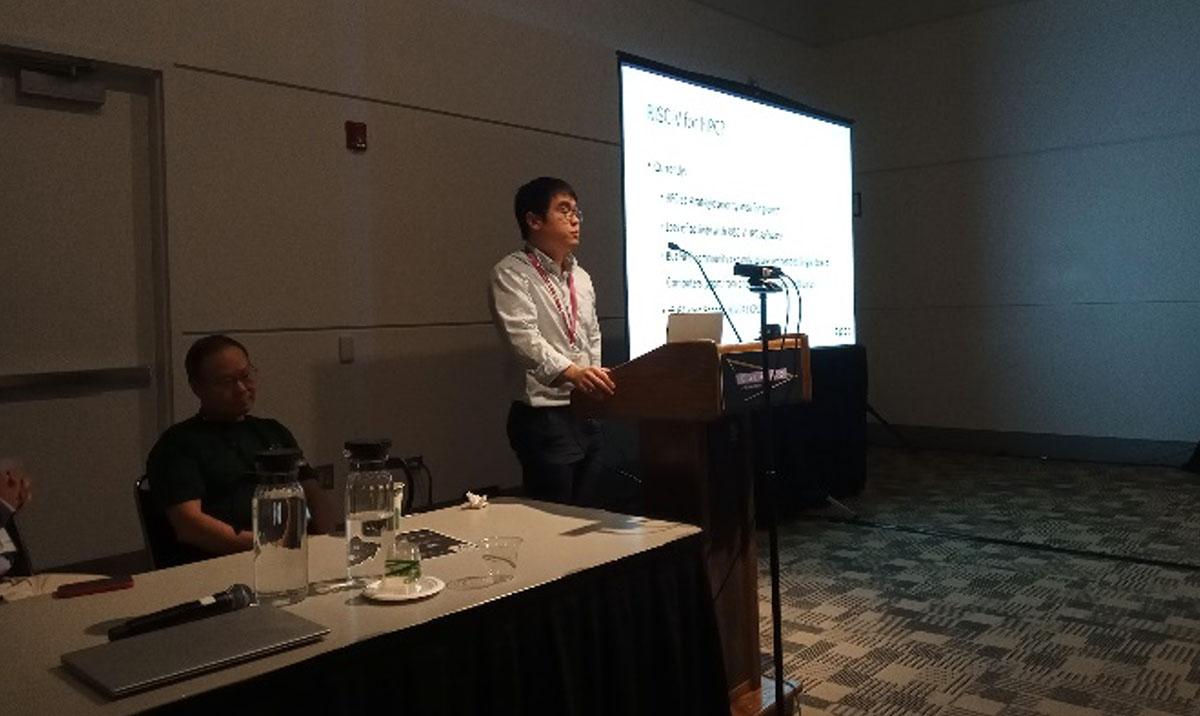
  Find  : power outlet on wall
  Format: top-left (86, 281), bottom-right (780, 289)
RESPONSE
top-left (345, 120), bottom-right (367, 151)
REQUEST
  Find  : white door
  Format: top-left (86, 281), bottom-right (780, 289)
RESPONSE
top-left (0, 49), bottom-right (168, 569)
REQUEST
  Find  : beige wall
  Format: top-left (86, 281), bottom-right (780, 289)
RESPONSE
top-left (825, 0), bottom-right (1200, 442)
top-left (0, 0), bottom-right (823, 564)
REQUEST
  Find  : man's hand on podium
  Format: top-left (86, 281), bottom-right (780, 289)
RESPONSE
top-left (560, 364), bottom-right (615, 398)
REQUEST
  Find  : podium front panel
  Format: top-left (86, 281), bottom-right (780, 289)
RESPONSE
top-left (721, 348), bottom-right (809, 413)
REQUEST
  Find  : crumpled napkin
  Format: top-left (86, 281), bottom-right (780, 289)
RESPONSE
top-left (464, 491), bottom-right (489, 509)
top-left (0, 578), bottom-right (37, 602)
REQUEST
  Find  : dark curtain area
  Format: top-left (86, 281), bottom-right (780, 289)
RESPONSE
top-left (758, 345), bottom-right (868, 518)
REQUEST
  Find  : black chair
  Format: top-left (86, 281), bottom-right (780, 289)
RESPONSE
top-left (385, 457), bottom-right (418, 514)
top-left (135, 475), bottom-right (183, 569)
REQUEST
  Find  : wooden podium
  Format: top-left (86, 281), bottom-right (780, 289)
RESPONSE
top-left (573, 337), bottom-right (810, 714)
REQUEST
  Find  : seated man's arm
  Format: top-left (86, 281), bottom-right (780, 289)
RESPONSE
top-left (300, 470), bottom-right (338, 535)
top-left (274, 422), bottom-right (337, 535)
top-left (148, 435), bottom-right (251, 556)
top-left (165, 500), bottom-right (253, 555)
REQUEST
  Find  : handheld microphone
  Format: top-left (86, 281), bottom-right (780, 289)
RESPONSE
top-left (733, 262), bottom-right (784, 280)
top-left (666, 242), bottom-right (743, 343)
top-left (108, 583), bottom-right (255, 641)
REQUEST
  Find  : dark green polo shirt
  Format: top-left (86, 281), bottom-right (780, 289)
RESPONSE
top-left (146, 414), bottom-right (299, 534)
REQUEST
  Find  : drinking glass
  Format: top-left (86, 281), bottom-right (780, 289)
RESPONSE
top-left (478, 536), bottom-right (522, 583)
top-left (383, 537), bottom-right (422, 592)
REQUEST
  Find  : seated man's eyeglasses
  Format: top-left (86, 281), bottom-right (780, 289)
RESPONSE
top-left (210, 366), bottom-right (259, 389)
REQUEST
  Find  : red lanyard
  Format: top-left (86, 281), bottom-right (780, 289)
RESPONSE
top-left (525, 248), bottom-right (578, 346)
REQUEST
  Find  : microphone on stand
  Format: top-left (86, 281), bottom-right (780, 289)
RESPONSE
top-left (667, 242), bottom-right (743, 343)
top-left (108, 584), bottom-right (255, 641)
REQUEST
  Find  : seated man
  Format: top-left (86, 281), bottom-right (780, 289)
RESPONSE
top-left (146, 335), bottom-right (333, 565)
top-left (0, 461), bottom-right (33, 577)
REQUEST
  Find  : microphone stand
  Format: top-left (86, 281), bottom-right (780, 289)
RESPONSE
top-left (668, 242), bottom-right (743, 342)
top-left (746, 275), bottom-right (788, 714)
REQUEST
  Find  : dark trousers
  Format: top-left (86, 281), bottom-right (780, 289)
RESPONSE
top-left (506, 402), bottom-right (604, 507)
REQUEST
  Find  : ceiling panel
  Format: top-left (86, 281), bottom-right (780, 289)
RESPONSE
top-left (696, 0), bottom-right (1030, 45)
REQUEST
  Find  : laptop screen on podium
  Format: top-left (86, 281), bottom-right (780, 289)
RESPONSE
top-left (666, 312), bottom-right (724, 345)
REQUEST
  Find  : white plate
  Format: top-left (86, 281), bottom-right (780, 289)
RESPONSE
top-left (362, 576), bottom-right (445, 602)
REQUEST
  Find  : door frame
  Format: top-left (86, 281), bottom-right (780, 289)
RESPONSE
top-left (0, 43), bottom-right (172, 427)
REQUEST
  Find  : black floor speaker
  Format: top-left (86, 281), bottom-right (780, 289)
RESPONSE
top-left (756, 344), bottom-right (868, 519)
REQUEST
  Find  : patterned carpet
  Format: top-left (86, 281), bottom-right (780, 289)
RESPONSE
top-left (760, 448), bottom-right (1200, 716)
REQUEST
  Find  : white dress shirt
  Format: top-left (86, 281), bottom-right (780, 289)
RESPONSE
top-left (489, 244), bottom-right (602, 407)
top-left (0, 498), bottom-right (16, 577)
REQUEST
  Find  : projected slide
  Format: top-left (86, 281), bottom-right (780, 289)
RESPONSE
top-left (620, 58), bottom-right (855, 359)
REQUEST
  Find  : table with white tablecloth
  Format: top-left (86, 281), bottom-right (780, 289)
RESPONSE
top-left (0, 498), bottom-right (729, 715)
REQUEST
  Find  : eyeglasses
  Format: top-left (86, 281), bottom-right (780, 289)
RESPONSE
top-left (550, 204), bottom-right (582, 221)
top-left (210, 365), bottom-right (259, 390)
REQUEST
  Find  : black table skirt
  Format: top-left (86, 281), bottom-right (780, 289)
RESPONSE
top-left (152, 534), bottom-right (729, 716)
